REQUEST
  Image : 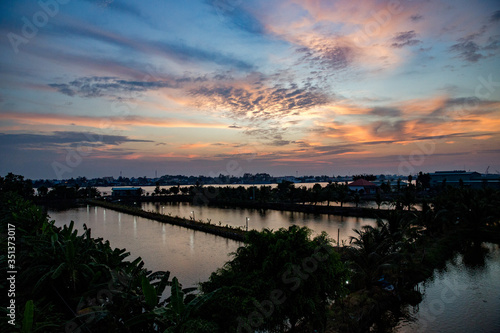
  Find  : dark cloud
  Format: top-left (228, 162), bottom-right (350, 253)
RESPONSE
top-left (477, 148), bottom-right (500, 154)
top-left (307, 144), bottom-right (360, 156)
top-left (297, 44), bottom-right (355, 71)
top-left (450, 38), bottom-right (484, 62)
top-left (48, 75), bottom-right (209, 98)
top-left (83, 0), bottom-right (145, 19)
top-left (483, 36), bottom-right (500, 50)
top-left (490, 10), bottom-right (500, 22)
top-left (391, 31), bottom-right (422, 48)
top-left (207, 0), bottom-right (265, 35)
top-left (243, 127), bottom-right (290, 144)
top-left (48, 76), bottom-right (166, 98)
top-left (449, 26), bottom-right (499, 62)
top-left (412, 131), bottom-right (496, 142)
top-left (0, 131), bottom-right (152, 148)
top-left (418, 96), bottom-right (496, 123)
top-left (270, 139), bottom-right (291, 146)
top-left (410, 14), bottom-right (423, 22)
top-left (370, 120), bottom-right (407, 138)
top-left (294, 140), bottom-right (311, 148)
top-left (190, 78), bottom-right (331, 121)
top-left (444, 97), bottom-right (480, 108)
top-left (370, 107), bottom-right (402, 117)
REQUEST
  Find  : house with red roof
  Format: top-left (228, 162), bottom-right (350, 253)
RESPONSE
top-left (348, 179), bottom-right (379, 194)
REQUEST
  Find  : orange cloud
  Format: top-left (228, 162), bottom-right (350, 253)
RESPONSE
top-left (260, 0), bottom-right (428, 72)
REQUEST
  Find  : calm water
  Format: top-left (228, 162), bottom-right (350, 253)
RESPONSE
top-left (395, 243), bottom-right (500, 333)
top-left (48, 205), bottom-right (499, 332)
top-left (48, 206), bottom-right (241, 289)
top-left (141, 201), bottom-right (378, 245)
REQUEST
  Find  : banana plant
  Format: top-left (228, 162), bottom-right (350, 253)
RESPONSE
top-left (124, 276), bottom-right (218, 333)
top-left (158, 277), bottom-right (219, 333)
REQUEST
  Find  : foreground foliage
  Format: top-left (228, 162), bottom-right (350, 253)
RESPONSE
top-left (0, 193), bottom-right (349, 332)
top-left (200, 226), bottom-right (348, 332)
top-left (0, 193), bottom-right (215, 332)
top-left (2, 172), bottom-right (499, 332)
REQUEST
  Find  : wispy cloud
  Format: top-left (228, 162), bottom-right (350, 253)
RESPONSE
top-left (0, 112), bottom-right (231, 129)
top-left (490, 10), bottom-right (500, 22)
top-left (206, 0), bottom-right (265, 35)
top-left (449, 25), bottom-right (500, 63)
top-left (49, 76), bottom-right (180, 98)
top-left (83, 0), bottom-right (146, 19)
top-left (296, 40), bottom-right (356, 71)
top-left (190, 73), bottom-right (332, 121)
top-left (46, 21), bottom-right (255, 71)
top-left (0, 131), bottom-right (152, 148)
top-left (391, 30), bottom-right (422, 48)
top-left (410, 14), bottom-right (423, 22)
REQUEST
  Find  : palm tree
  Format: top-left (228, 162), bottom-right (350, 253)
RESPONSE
top-left (353, 192), bottom-right (361, 208)
top-left (335, 184), bottom-right (350, 208)
top-left (345, 226), bottom-right (396, 289)
top-left (375, 191), bottom-right (383, 209)
top-left (312, 183), bottom-right (323, 205)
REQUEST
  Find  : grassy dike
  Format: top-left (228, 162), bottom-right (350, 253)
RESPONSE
top-left (86, 199), bottom-right (246, 242)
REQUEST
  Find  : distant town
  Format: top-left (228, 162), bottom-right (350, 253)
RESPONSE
top-left (30, 170), bottom-right (500, 190)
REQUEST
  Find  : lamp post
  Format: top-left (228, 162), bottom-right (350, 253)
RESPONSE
top-left (191, 211), bottom-right (195, 221)
top-left (246, 217), bottom-right (249, 231)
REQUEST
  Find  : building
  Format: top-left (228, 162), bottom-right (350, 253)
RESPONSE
top-left (111, 187), bottom-right (143, 197)
top-left (429, 170), bottom-right (500, 189)
top-left (429, 171), bottom-right (480, 188)
top-left (348, 179), bottom-right (378, 194)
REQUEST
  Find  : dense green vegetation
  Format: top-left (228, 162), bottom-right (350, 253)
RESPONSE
top-left (333, 186), bottom-right (500, 332)
top-left (0, 193), bottom-right (349, 332)
top-left (2, 173), bottom-right (500, 332)
top-left (200, 226), bottom-right (348, 332)
top-left (2, 190), bottom-right (245, 332)
top-left (162, 178), bottom-right (432, 210)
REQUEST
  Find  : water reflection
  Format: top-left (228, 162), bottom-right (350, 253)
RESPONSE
top-left (48, 206), bottom-right (241, 288)
top-left (394, 243), bottom-right (500, 333)
top-left (461, 241), bottom-right (489, 269)
top-left (142, 202), bottom-right (377, 245)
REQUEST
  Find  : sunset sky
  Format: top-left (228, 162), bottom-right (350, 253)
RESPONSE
top-left (1, 0), bottom-right (499, 179)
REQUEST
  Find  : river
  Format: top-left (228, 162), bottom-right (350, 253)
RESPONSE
top-left (394, 242), bottom-right (500, 333)
top-left (141, 201), bottom-right (378, 244)
top-left (48, 205), bottom-right (241, 289)
top-left (48, 204), bottom-right (499, 332)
